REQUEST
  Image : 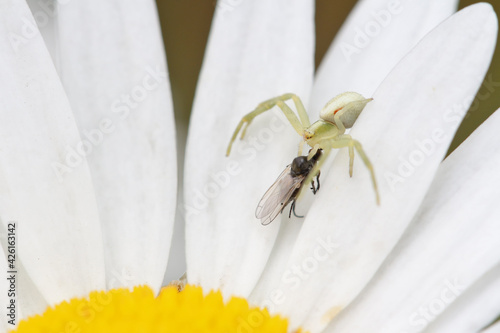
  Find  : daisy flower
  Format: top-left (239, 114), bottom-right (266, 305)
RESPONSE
top-left (0, 0), bottom-right (499, 333)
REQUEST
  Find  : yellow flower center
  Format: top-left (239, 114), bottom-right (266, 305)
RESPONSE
top-left (12, 284), bottom-right (302, 333)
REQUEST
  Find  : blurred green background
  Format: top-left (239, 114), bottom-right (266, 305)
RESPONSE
top-left (156, 0), bottom-right (500, 154)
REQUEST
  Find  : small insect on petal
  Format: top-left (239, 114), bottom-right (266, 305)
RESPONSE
top-left (256, 150), bottom-right (322, 225)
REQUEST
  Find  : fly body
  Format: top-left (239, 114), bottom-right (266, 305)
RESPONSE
top-left (255, 150), bottom-right (322, 225)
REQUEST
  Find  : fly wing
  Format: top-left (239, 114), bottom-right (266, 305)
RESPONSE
top-left (256, 165), bottom-right (304, 225)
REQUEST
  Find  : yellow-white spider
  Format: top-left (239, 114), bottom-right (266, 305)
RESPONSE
top-left (226, 92), bottom-right (380, 205)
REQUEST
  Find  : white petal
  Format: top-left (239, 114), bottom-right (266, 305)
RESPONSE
top-left (24, 0), bottom-right (58, 58)
top-left (37, 1), bottom-right (177, 291)
top-left (0, 248), bottom-right (41, 328)
top-left (15, 261), bottom-right (48, 320)
top-left (325, 107), bottom-right (500, 332)
top-left (310, 0), bottom-right (458, 113)
top-left (185, 0), bottom-right (314, 296)
top-left (0, 253), bottom-right (41, 329)
top-left (259, 4), bottom-right (497, 331)
top-left (0, 1), bottom-right (105, 304)
top-left (425, 263), bottom-right (500, 333)
top-left (482, 321), bottom-right (500, 333)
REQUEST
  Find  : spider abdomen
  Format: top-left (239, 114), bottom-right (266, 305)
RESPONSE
top-left (319, 91), bottom-right (372, 128)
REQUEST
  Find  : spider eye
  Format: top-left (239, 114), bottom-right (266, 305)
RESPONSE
top-left (303, 131), bottom-right (313, 140)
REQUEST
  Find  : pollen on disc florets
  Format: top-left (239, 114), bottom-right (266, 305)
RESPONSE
top-left (12, 284), bottom-right (305, 333)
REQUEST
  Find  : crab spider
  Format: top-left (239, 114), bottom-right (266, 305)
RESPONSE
top-left (226, 92), bottom-right (380, 205)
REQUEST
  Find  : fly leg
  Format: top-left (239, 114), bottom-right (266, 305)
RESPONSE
top-left (289, 200), bottom-right (304, 218)
top-left (302, 148), bottom-right (330, 197)
top-left (310, 171), bottom-right (321, 194)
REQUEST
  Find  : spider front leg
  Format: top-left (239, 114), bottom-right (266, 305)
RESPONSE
top-left (329, 135), bottom-right (380, 205)
top-left (226, 93), bottom-right (311, 156)
top-left (307, 144), bottom-right (322, 161)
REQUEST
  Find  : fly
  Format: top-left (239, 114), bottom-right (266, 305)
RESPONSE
top-left (255, 149), bottom-right (322, 225)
